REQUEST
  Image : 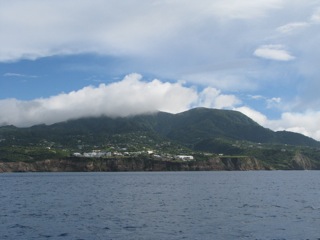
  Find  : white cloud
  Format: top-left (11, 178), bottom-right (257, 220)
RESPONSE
top-left (197, 87), bottom-right (241, 109)
top-left (1, 71), bottom-right (319, 141)
top-left (0, 0), bottom-right (175, 62)
top-left (209, 0), bottom-right (283, 20)
top-left (253, 45), bottom-right (295, 61)
top-left (235, 106), bottom-right (320, 141)
top-left (277, 22), bottom-right (309, 33)
top-left (269, 111), bottom-right (320, 141)
top-left (249, 95), bottom-right (264, 100)
top-left (3, 72), bottom-right (38, 78)
top-left (1, 0), bottom-right (320, 142)
top-left (0, 73), bottom-right (242, 127)
top-left (0, 0), bottom-right (318, 95)
top-left (311, 8), bottom-right (320, 23)
top-left (248, 95), bottom-right (282, 109)
top-left (0, 74), bottom-right (195, 126)
top-left (266, 97), bottom-right (281, 108)
top-left (182, 72), bottom-right (258, 91)
top-left (234, 106), bottom-right (269, 126)
top-left (0, 0), bottom-right (285, 63)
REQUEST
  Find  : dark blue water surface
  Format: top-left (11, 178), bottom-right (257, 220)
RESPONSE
top-left (1, 171), bottom-right (320, 240)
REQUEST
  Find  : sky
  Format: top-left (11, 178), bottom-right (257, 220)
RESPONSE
top-left (1, 0), bottom-right (320, 140)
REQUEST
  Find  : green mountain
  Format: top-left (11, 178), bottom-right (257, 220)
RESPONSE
top-left (156, 108), bottom-right (320, 148)
top-left (1, 107), bottom-right (320, 170)
top-left (0, 107), bottom-right (319, 148)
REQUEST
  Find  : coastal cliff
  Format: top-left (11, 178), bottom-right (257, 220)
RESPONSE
top-left (291, 152), bottom-right (313, 170)
top-left (2, 151), bottom-right (319, 173)
top-left (0, 156), bottom-right (266, 173)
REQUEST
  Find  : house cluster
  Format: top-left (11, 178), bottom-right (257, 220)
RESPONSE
top-left (176, 155), bottom-right (194, 161)
top-left (73, 149), bottom-right (194, 161)
top-left (73, 150), bottom-right (112, 158)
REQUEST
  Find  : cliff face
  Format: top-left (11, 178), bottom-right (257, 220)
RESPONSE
top-left (2, 153), bottom-right (319, 173)
top-left (291, 152), bottom-right (313, 170)
top-left (0, 156), bottom-right (266, 173)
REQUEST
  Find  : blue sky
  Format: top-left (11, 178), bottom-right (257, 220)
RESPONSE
top-left (1, 0), bottom-right (320, 140)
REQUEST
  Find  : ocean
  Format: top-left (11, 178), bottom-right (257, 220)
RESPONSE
top-left (0, 171), bottom-right (319, 239)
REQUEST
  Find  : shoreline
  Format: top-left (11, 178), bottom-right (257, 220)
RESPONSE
top-left (0, 156), bottom-right (269, 173)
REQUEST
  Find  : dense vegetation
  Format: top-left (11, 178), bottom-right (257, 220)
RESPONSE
top-left (1, 107), bottom-right (320, 169)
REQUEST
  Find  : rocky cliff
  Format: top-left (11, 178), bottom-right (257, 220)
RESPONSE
top-left (291, 152), bottom-right (314, 170)
top-left (0, 156), bottom-right (267, 173)
top-left (2, 152), bottom-right (319, 173)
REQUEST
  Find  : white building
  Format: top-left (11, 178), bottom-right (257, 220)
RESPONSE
top-left (176, 155), bottom-right (194, 161)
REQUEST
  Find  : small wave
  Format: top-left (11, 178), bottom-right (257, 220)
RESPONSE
top-left (239, 204), bottom-right (289, 210)
top-left (123, 224), bottom-right (147, 230)
top-left (304, 205), bottom-right (320, 210)
top-left (123, 226), bottom-right (137, 229)
top-left (39, 234), bottom-right (53, 238)
top-left (58, 233), bottom-right (69, 237)
top-left (9, 224), bottom-right (32, 229)
top-left (239, 204), bottom-right (260, 208)
top-left (271, 204), bottom-right (288, 209)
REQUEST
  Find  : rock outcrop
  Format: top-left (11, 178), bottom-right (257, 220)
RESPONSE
top-left (291, 152), bottom-right (313, 170)
top-left (0, 156), bottom-right (267, 173)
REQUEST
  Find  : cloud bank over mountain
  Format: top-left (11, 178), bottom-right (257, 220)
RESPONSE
top-left (1, 73), bottom-right (319, 141)
top-left (1, 1), bottom-right (320, 140)
top-left (0, 74), bottom-right (239, 127)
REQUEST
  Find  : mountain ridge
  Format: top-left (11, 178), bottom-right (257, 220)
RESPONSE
top-left (0, 107), bottom-right (318, 148)
top-left (1, 107), bottom-right (320, 170)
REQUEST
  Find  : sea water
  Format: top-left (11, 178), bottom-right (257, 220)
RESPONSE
top-left (0, 171), bottom-right (319, 240)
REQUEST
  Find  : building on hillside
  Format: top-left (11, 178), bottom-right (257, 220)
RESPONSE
top-left (176, 155), bottom-right (194, 161)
